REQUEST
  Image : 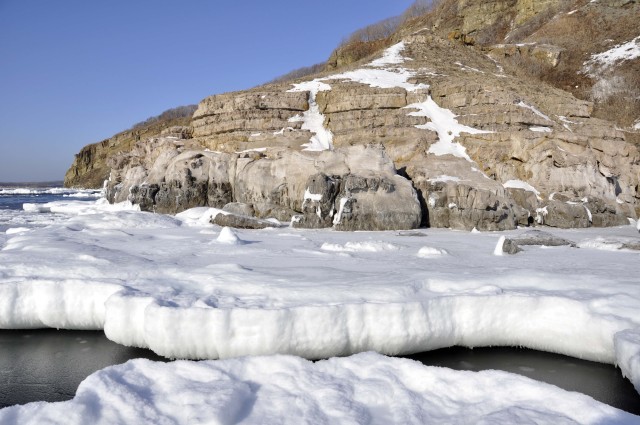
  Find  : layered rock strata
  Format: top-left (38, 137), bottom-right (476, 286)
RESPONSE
top-left (104, 29), bottom-right (639, 231)
top-left (106, 140), bottom-right (422, 231)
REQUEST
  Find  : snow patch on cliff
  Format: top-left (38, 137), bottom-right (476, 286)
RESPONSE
top-left (406, 97), bottom-right (491, 161)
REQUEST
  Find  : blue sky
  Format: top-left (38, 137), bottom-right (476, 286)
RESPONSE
top-left (0, 0), bottom-right (416, 182)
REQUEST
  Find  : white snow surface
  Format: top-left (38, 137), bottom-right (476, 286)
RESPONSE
top-left (217, 227), bottom-right (242, 244)
top-left (287, 81), bottom-right (333, 151)
top-left (1, 352), bottom-right (637, 424)
top-left (369, 41), bottom-right (410, 67)
top-left (503, 179), bottom-right (542, 199)
top-left (516, 101), bottom-right (552, 122)
top-left (493, 235), bottom-right (506, 256)
top-left (2, 200), bottom-right (640, 420)
top-left (427, 175), bottom-right (461, 183)
top-left (329, 67), bottom-right (428, 92)
top-left (321, 241), bottom-right (401, 253)
top-left (416, 246), bottom-right (448, 257)
top-left (406, 97), bottom-right (491, 161)
top-left (530, 126), bottom-right (553, 133)
top-left (587, 36), bottom-right (640, 70)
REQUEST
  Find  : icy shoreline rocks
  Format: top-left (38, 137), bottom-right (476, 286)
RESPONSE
top-left (90, 34), bottom-right (640, 232)
top-left (106, 142), bottom-right (422, 231)
top-left (499, 230), bottom-right (577, 254)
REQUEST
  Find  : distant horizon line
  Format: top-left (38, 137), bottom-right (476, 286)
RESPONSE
top-left (0, 180), bottom-right (64, 187)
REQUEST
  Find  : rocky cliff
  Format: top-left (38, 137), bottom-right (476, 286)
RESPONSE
top-left (72, 0), bottom-right (640, 231)
top-left (64, 110), bottom-right (194, 188)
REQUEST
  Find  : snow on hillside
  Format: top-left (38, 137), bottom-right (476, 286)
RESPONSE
top-left (583, 36), bottom-right (640, 75)
top-left (406, 96), bottom-right (490, 161)
top-left (288, 42), bottom-right (487, 159)
top-left (503, 179), bottom-right (541, 198)
top-left (590, 36), bottom-right (640, 67)
top-left (287, 81), bottom-right (333, 151)
top-left (369, 41), bottom-right (411, 67)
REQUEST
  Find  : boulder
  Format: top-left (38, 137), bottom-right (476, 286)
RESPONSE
top-left (106, 139), bottom-right (422, 231)
top-left (212, 212), bottom-right (280, 229)
top-left (222, 202), bottom-right (255, 217)
top-left (501, 230), bottom-right (577, 254)
top-left (538, 200), bottom-right (591, 228)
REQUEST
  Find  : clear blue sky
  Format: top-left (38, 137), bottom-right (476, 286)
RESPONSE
top-left (0, 0), bottom-right (416, 182)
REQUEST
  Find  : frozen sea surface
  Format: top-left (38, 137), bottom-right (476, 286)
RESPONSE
top-left (1, 196), bottom-right (640, 423)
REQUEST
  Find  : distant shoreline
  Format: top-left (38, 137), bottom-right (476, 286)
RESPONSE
top-left (0, 181), bottom-right (63, 188)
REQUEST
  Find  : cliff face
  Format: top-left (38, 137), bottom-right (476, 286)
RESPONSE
top-left (70, 0), bottom-right (640, 231)
top-left (400, 0), bottom-right (640, 130)
top-left (64, 114), bottom-right (193, 188)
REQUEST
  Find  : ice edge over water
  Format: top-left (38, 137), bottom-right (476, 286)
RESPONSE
top-left (2, 199), bottom-right (640, 422)
top-left (2, 352), bottom-right (636, 424)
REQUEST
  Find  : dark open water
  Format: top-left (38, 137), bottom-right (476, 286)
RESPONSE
top-left (0, 329), bottom-right (638, 415)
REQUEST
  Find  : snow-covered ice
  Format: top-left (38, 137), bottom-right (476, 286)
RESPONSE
top-left (321, 241), bottom-right (401, 253)
top-left (416, 246), bottom-right (448, 257)
top-left (2, 198), bottom-right (640, 421)
top-left (1, 352), bottom-right (637, 424)
top-left (0, 187), bottom-right (102, 197)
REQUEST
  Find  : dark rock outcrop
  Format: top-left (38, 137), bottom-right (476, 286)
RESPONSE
top-left (212, 212), bottom-right (280, 229)
top-left (501, 230), bottom-right (577, 254)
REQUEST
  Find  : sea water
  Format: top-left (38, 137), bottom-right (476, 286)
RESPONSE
top-left (0, 184), bottom-right (102, 233)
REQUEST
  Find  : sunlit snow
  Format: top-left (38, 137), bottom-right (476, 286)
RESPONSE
top-left (516, 101), bottom-right (552, 122)
top-left (1, 195), bottom-right (640, 421)
top-left (503, 179), bottom-right (542, 199)
top-left (287, 81), bottom-right (334, 151)
top-left (406, 97), bottom-right (491, 161)
top-left (1, 352), bottom-right (637, 424)
top-left (427, 175), bottom-right (462, 183)
top-left (369, 41), bottom-right (410, 67)
top-left (329, 68), bottom-right (428, 92)
top-left (587, 36), bottom-right (640, 69)
top-left (530, 126), bottom-right (553, 133)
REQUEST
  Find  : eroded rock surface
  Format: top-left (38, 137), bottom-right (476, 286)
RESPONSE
top-left (106, 140), bottom-right (422, 231)
top-left (100, 25), bottom-right (639, 231)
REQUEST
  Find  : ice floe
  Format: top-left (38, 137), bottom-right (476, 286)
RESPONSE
top-left (0, 352), bottom-right (636, 424)
top-left (1, 199), bottom-right (640, 420)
